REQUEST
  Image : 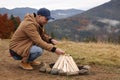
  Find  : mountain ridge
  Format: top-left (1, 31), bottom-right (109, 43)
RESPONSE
top-left (0, 7), bottom-right (83, 20)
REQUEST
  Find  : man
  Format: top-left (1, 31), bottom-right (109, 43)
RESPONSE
top-left (9, 8), bottom-right (65, 70)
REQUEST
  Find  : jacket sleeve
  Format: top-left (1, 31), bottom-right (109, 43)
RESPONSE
top-left (42, 33), bottom-right (53, 43)
top-left (22, 24), bottom-right (53, 51)
top-left (40, 27), bottom-right (53, 43)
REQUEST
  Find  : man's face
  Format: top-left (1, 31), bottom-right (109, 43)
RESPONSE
top-left (37, 15), bottom-right (48, 25)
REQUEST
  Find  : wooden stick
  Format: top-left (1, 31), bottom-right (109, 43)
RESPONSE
top-left (66, 56), bottom-right (74, 72)
top-left (62, 56), bottom-right (67, 72)
top-left (65, 56), bottom-right (70, 72)
top-left (68, 56), bottom-right (79, 72)
top-left (57, 55), bottom-right (65, 70)
top-left (51, 55), bottom-right (65, 75)
top-left (52, 55), bottom-right (63, 69)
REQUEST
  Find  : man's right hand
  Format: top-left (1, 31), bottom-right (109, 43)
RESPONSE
top-left (55, 48), bottom-right (65, 55)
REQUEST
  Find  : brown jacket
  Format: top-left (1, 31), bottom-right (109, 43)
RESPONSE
top-left (9, 13), bottom-right (54, 61)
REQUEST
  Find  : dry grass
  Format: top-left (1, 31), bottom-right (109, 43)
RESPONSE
top-left (57, 40), bottom-right (120, 67)
top-left (1, 39), bottom-right (120, 67)
top-left (0, 39), bottom-right (120, 80)
top-left (0, 39), bottom-right (10, 48)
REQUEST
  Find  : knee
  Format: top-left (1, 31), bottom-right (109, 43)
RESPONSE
top-left (37, 48), bottom-right (44, 56)
top-left (30, 45), bottom-right (44, 55)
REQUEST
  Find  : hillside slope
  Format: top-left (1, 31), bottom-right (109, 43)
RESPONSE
top-left (46, 0), bottom-right (120, 42)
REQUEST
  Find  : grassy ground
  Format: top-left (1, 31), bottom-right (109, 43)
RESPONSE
top-left (0, 39), bottom-right (120, 80)
top-left (57, 41), bottom-right (120, 67)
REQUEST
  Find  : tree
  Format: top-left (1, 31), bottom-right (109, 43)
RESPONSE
top-left (10, 14), bottom-right (21, 31)
top-left (0, 13), bottom-right (21, 38)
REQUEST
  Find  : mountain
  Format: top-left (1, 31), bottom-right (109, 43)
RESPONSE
top-left (0, 7), bottom-right (37, 20)
top-left (0, 7), bottom-right (83, 20)
top-left (46, 0), bottom-right (120, 43)
top-left (51, 9), bottom-right (83, 20)
top-left (75, 0), bottom-right (120, 20)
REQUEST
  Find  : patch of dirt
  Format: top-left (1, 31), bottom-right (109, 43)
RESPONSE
top-left (0, 40), bottom-right (120, 80)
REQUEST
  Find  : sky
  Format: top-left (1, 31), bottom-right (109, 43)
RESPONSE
top-left (0, 0), bottom-right (110, 10)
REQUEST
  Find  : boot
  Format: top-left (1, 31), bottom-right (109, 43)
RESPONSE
top-left (30, 61), bottom-right (41, 66)
top-left (19, 62), bottom-right (33, 70)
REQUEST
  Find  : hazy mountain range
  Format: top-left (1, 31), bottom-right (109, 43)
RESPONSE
top-left (0, 8), bottom-right (83, 20)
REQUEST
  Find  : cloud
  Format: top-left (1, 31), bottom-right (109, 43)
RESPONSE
top-left (0, 0), bottom-right (110, 10)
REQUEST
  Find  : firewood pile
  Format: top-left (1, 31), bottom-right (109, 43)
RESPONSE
top-left (39, 54), bottom-right (90, 76)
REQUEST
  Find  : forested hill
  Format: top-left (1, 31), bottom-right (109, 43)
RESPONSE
top-left (73, 0), bottom-right (120, 20)
top-left (46, 0), bottom-right (120, 43)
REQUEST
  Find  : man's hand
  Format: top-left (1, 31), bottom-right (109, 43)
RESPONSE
top-left (55, 48), bottom-right (65, 55)
top-left (51, 39), bottom-right (59, 45)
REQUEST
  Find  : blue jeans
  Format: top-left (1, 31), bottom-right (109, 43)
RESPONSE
top-left (10, 46), bottom-right (43, 62)
top-left (28, 45), bottom-right (43, 62)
